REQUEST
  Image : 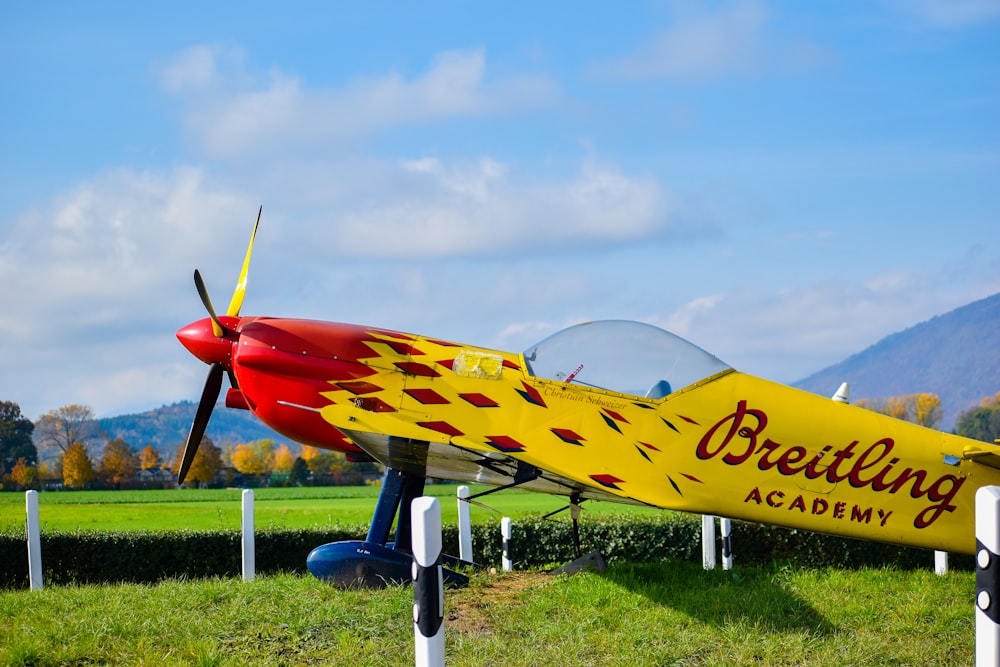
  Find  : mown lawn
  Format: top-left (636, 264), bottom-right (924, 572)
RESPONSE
top-left (0, 562), bottom-right (974, 666)
top-left (0, 485), bottom-right (663, 532)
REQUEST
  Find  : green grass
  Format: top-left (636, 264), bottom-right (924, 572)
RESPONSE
top-left (0, 563), bottom-right (973, 665)
top-left (0, 485), bottom-right (663, 533)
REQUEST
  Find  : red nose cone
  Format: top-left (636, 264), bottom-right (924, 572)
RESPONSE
top-left (176, 317), bottom-right (238, 368)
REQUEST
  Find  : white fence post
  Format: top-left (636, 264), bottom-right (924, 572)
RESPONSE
top-left (412, 497), bottom-right (445, 667)
top-left (702, 515), bottom-right (717, 570)
top-left (977, 486), bottom-right (1000, 666)
top-left (501, 517), bottom-right (512, 572)
top-left (25, 490), bottom-right (42, 591)
top-left (457, 485), bottom-right (473, 563)
top-left (721, 518), bottom-right (733, 570)
top-left (935, 550), bottom-right (949, 576)
top-left (242, 489), bottom-right (255, 581)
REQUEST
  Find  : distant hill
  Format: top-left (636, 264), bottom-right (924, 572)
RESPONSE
top-left (795, 292), bottom-right (1000, 431)
top-left (98, 401), bottom-right (292, 462)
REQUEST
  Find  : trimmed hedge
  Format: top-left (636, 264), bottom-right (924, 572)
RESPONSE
top-left (0, 516), bottom-right (970, 589)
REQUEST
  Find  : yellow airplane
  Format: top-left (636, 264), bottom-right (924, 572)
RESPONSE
top-left (177, 212), bottom-right (1000, 585)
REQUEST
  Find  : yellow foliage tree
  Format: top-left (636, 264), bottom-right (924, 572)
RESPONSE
top-left (912, 393), bottom-right (943, 428)
top-left (856, 392), bottom-right (942, 429)
top-left (980, 391), bottom-right (1000, 409)
top-left (139, 445), bottom-right (162, 470)
top-left (173, 437), bottom-right (223, 486)
top-left (272, 444), bottom-right (296, 472)
top-left (99, 438), bottom-right (139, 488)
top-left (231, 443), bottom-right (267, 475)
top-left (62, 441), bottom-right (96, 489)
top-left (10, 457), bottom-right (40, 490)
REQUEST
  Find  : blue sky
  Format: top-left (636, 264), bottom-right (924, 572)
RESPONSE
top-left (2, 0), bottom-right (999, 421)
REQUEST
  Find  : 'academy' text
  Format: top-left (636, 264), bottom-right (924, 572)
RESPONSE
top-left (696, 400), bottom-right (964, 529)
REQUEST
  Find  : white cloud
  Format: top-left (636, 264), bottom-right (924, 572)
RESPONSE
top-left (586, 0), bottom-right (837, 82)
top-left (889, 0), bottom-right (1000, 28)
top-left (326, 158), bottom-right (674, 259)
top-left (648, 274), bottom-right (991, 383)
top-left (0, 150), bottom-right (686, 419)
top-left (156, 46), bottom-right (556, 158)
top-left (587, 0), bottom-right (769, 81)
top-left (0, 167), bottom-right (256, 418)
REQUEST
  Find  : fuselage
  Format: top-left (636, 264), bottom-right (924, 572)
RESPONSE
top-left (179, 315), bottom-right (1000, 554)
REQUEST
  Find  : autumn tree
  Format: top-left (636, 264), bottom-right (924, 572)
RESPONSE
top-left (303, 449), bottom-right (377, 485)
top-left (99, 438), bottom-right (139, 488)
top-left (232, 443), bottom-right (267, 475)
top-left (912, 393), bottom-right (943, 429)
top-left (174, 436), bottom-right (223, 487)
top-left (1, 401), bottom-right (37, 468)
top-left (35, 404), bottom-right (102, 457)
top-left (9, 457), bottom-right (40, 490)
top-left (305, 450), bottom-right (345, 481)
top-left (855, 393), bottom-right (942, 429)
top-left (956, 392), bottom-right (1000, 444)
top-left (62, 441), bottom-right (96, 489)
top-left (139, 445), bottom-right (162, 470)
top-left (231, 439), bottom-right (275, 479)
top-left (272, 444), bottom-right (296, 473)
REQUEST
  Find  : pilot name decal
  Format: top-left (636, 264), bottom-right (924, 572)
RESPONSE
top-left (540, 385), bottom-right (629, 412)
top-left (695, 400), bottom-right (965, 529)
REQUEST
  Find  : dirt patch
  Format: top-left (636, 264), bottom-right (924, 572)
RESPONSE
top-left (446, 571), bottom-right (552, 636)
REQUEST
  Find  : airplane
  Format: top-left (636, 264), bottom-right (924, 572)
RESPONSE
top-left (177, 209), bottom-right (1000, 587)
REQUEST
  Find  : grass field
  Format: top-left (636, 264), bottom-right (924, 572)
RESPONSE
top-left (0, 563), bottom-right (974, 665)
top-left (0, 485), bottom-right (663, 533)
top-left (0, 487), bottom-right (977, 664)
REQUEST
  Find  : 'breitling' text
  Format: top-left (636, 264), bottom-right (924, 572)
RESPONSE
top-left (695, 400), bottom-right (965, 529)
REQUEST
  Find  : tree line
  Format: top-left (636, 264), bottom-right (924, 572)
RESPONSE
top-left (0, 401), bottom-right (380, 491)
top-left (2, 392), bottom-right (1000, 492)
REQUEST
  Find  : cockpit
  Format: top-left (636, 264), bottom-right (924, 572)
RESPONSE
top-left (522, 320), bottom-right (731, 399)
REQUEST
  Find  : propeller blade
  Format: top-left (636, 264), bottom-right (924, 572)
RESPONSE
top-left (225, 205), bottom-right (261, 318)
top-left (194, 269), bottom-right (227, 338)
top-left (178, 363), bottom-right (224, 484)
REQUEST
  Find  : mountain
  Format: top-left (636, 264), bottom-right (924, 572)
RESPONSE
top-left (98, 401), bottom-right (292, 461)
top-left (795, 292), bottom-right (1000, 431)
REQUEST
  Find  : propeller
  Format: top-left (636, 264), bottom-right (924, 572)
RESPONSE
top-left (178, 363), bottom-right (224, 484)
top-left (194, 269), bottom-right (227, 337)
top-left (177, 207), bottom-right (261, 484)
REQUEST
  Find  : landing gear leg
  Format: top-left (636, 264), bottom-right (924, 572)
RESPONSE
top-left (549, 494), bottom-right (607, 576)
top-left (307, 466), bottom-right (467, 588)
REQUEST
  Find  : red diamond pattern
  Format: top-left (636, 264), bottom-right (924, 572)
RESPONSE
top-left (459, 393), bottom-right (499, 408)
top-left (405, 388), bottom-right (450, 405)
top-left (335, 381), bottom-right (383, 395)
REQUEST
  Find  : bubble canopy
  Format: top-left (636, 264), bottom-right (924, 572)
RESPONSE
top-left (522, 320), bottom-right (731, 398)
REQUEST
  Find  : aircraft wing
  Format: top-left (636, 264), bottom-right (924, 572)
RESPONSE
top-left (963, 444), bottom-right (1000, 470)
top-left (342, 428), bottom-right (648, 506)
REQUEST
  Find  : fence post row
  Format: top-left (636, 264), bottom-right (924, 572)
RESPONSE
top-left (702, 515), bottom-right (717, 570)
top-left (976, 486), bottom-right (1000, 666)
top-left (501, 517), bottom-right (513, 572)
top-left (935, 550), bottom-right (949, 576)
top-left (457, 485), bottom-right (473, 563)
top-left (412, 497), bottom-right (446, 667)
top-left (242, 489), bottom-right (255, 581)
top-left (25, 490), bottom-right (43, 591)
top-left (720, 518), bottom-right (733, 570)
